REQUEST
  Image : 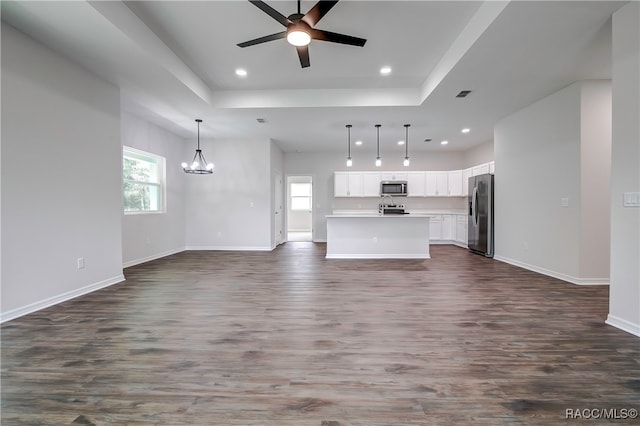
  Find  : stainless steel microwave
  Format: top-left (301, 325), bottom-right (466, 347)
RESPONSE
top-left (380, 181), bottom-right (408, 197)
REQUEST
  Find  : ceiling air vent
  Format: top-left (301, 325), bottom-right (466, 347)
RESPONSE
top-left (456, 90), bottom-right (472, 98)
top-left (256, 118), bottom-right (267, 123)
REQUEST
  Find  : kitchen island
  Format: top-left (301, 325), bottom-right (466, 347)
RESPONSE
top-left (325, 214), bottom-right (430, 259)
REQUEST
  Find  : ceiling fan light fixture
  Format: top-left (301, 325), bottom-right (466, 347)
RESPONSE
top-left (287, 26), bottom-right (311, 46)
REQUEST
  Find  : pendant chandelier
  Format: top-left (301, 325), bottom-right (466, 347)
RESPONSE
top-left (181, 119), bottom-right (214, 174)
top-left (403, 124), bottom-right (411, 167)
top-left (375, 124), bottom-right (382, 167)
top-left (346, 124), bottom-right (353, 167)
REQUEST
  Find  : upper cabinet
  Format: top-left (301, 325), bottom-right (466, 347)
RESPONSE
top-left (425, 172), bottom-right (448, 196)
top-left (334, 161), bottom-right (493, 198)
top-left (381, 172), bottom-right (408, 181)
top-left (448, 170), bottom-right (463, 196)
top-left (362, 172), bottom-right (382, 197)
top-left (335, 171), bottom-right (364, 197)
top-left (462, 168), bottom-right (472, 196)
top-left (407, 172), bottom-right (426, 197)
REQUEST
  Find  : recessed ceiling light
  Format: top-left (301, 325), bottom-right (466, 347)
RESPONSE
top-left (380, 66), bottom-right (392, 75)
top-left (441, 140), bottom-right (449, 145)
top-left (355, 140), bottom-right (363, 146)
top-left (461, 128), bottom-right (470, 133)
top-left (397, 140), bottom-right (405, 145)
top-left (235, 68), bottom-right (248, 77)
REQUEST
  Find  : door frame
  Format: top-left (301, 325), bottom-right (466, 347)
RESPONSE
top-left (285, 174), bottom-right (314, 242)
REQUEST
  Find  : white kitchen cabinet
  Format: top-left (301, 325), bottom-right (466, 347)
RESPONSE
top-left (442, 215), bottom-right (454, 240)
top-left (429, 215), bottom-right (442, 240)
top-left (426, 172), bottom-right (448, 196)
top-left (334, 172), bottom-right (363, 197)
top-left (455, 214), bottom-right (468, 245)
top-left (448, 170), bottom-right (463, 196)
top-left (362, 172), bottom-right (381, 197)
top-left (381, 172), bottom-right (408, 181)
top-left (462, 168), bottom-right (472, 196)
top-left (472, 162), bottom-right (490, 176)
top-left (407, 171), bottom-right (426, 196)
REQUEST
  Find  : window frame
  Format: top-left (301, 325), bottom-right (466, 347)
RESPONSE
top-left (122, 146), bottom-right (166, 215)
top-left (290, 182), bottom-right (312, 212)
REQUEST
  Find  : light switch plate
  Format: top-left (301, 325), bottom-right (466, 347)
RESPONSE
top-left (623, 192), bottom-right (640, 207)
top-left (560, 197), bottom-right (569, 207)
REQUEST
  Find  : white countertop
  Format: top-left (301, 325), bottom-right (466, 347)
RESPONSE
top-left (331, 209), bottom-right (466, 216)
top-left (326, 213), bottom-right (432, 218)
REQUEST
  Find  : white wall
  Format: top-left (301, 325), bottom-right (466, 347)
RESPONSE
top-left (464, 140), bottom-right (494, 168)
top-left (494, 80), bottom-right (612, 285)
top-left (607, 2), bottom-right (640, 336)
top-left (1, 25), bottom-right (123, 321)
top-left (495, 83), bottom-right (582, 280)
top-left (579, 81), bottom-right (611, 279)
top-left (184, 138), bottom-right (272, 250)
top-left (121, 112), bottom-right (186, 267)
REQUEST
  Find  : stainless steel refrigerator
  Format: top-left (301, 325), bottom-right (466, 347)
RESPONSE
top-left (468, 173), bottom-right (494, 257)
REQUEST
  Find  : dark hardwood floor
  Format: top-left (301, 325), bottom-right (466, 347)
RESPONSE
top-left (2, 244), bottom-right (638, 425)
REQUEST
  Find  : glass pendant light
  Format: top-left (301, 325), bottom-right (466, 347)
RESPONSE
top-left (346, 124), bottom-right (353, 167)
top-left (375, 124), bottom-right (382, 167)
top-left (182, 119), bottom-right (214, 174)
top-left (403, 124), bottom-right (410, 167)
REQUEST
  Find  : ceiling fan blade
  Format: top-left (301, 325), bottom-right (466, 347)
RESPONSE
top-left (301, 0), bottom-right (339, 27)
top-left (297, 45), bottom-right (310, 68)
top-left (248, 0), bottom-right (292, 27)
top-left (310, 29), bottom-right (367, 47)
top-left (237, 31), bottom-right (287, 48)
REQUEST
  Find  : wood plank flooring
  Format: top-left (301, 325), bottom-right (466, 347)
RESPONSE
top-left (2, 244), bottom-right (639, 425)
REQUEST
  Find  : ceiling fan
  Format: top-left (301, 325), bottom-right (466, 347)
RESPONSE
top-left (237, 0), bottom-right (367, 68)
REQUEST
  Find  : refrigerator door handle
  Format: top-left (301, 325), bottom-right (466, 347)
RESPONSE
top-left (472, 187), bottom-right (478, 226)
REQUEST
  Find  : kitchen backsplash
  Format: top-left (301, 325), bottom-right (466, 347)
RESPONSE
top-left (332, 196), bottom-right (467, 214)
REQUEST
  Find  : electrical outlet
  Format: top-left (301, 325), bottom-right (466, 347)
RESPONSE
top-left (77, 257), bottom-right (85, 269)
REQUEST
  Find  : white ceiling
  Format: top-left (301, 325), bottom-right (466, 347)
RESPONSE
top-left (1, 0), bottom-right (624, 153)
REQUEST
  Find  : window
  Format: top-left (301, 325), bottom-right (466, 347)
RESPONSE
top-left (123, 147), bottom-right (165, 213)
top-left (290, 183), bottom-right (312, 211)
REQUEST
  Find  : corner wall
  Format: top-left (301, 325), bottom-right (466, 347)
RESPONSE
top-left (1, 25), bottom-right (123, 321)
top-left (494, 80), bottom-right (611, 285)
top-left (121, 112), bottom-right (186, 267)
top-left (607, 2), bottom-right (640, 336)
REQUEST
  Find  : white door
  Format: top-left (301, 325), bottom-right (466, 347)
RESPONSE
top-left (274, 172), bottom-right (283, 245)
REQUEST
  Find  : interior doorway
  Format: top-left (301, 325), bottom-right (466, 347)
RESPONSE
top-left (286, 175), bottom-right (313, 242)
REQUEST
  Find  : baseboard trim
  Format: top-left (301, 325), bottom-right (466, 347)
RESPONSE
top-left (326, 253), bottom-right (430, 259)
top-left (606, 315), bottom-right (640, 337)
top-left (494, 255), bottom-right (610, 286)
top-left (123, 248), bottom-right (185, 268)
top-left (185, 245), bottom-right (273, 251)
top-left (1, 274), bottom-right (125, 324)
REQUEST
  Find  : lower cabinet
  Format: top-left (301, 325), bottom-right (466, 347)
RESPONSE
top-left (429, 214), bottom-right (467, 246)
top-left (429, 215), bottom-right (443, 240)
top-left (454, 214), bottom-right (468, 245)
